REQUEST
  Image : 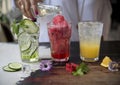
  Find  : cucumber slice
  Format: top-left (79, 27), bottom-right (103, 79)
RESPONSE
top-left (18, 32), bottom-right (32, 51)
top-left (3, 65), bottom-right (16, 72)
top-left (22, 19), bottom-right (39, 34)
top-left (8, 62), bottom-right (22, 71)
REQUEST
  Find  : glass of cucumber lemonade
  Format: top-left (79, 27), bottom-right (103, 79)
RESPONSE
top-left (11, 4), bottom-right (61, 63)
top-left (12, 19), bottom-right (39, 63)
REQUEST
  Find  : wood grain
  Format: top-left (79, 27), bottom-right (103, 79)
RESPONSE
top-left (22, 64), bottom-right (120, 85)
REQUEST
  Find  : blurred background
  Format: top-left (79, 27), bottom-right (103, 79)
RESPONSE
top-left (0, 0), bottom-right (120, 42)
top-left (0, 0), bottom-right (22, 42)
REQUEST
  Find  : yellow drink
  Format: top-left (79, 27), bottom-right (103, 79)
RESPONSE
top-left (80, 42), bottom-right (100, 58)
top-left (78, 21), bottom-right (103, 62)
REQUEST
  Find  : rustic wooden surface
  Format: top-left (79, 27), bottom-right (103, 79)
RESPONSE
top-left (21, 41), bottom-right (120, 85)
top-left (22, 65), bottom-right (120, 85)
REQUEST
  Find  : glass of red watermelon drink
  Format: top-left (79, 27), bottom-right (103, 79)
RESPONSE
top-left (47, 15), bottom-right (72, 62)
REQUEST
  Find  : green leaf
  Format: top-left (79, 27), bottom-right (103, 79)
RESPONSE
top-left (18, 20), bottom-right (29, 29)
top-left (11, 20), bottom-right (19, 35)
top-left (72, 69), bottom-right (84, 76)
top-left (72, 62), bottom-right (89, 76)
top-left (11, 19), bottom-right (38, 35)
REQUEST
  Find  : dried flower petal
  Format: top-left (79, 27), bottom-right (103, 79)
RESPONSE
top-left (40, 60), bottom-right (52, 71)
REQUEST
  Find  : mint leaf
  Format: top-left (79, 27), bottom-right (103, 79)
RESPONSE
top-left (11, 20), bottom-right (28, 35)
top-left (11, 20), bottom-right (19, 35)
top-left (72, 68), bottom-right (84, 76)
top-left (72, 62), bottom-right (89, 76)
top-left (19, 20), bottom-right (28, 28)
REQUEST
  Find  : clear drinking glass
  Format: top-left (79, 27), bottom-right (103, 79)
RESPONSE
top-left (37, 3), bottom-right (62, 42)
top-left (37, 3), bottom-right (61, 17)
top-left (47, 22), bottom-right (72, 62)
top-left (18, 22), bottom-right (39, 63)
top-left (78, 21), bottom-right (103, 62)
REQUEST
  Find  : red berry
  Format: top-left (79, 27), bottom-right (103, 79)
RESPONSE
top-left (71, 63), bottom-right (78, 71)
top-left (66, 63), bottom-right (73, 73)
top-left (66, 63), bottom-right (78, 73)
top-left (53, 15), bottom-right (65, 24)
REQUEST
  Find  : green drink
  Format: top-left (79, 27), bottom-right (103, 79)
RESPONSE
top-left (12, 19), bottom-right (39, 62)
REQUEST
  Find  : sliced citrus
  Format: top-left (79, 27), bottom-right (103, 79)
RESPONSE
top-left (21, 40), bottom-right (38, 58)
top-left (18, 32), bottom-right (31, 51)
top-left (3, 65), bottom-right (17, 72)
top-left (21, 19), bottom-right (39, 34)
top-left (100, 56), bottom-right (112, 67)
top-left (8, 62), bottom-right (22, 70)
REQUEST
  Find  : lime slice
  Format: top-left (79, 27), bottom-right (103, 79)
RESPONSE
top-left (8, 62), bottom-right (22, 71)
top-left (21, 41), bottom-right (38, 60)
top-left (3, 65), bottom-right (17, 72)
top-left (18, 32), bottom-right (32, 51)
top-left (27, 43), bottom-right (38, 57)
top-left (22, 19), bottom-right (39, 34)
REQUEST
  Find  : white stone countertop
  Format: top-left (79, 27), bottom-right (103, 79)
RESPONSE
top-left (0, 42), bottom-right (51, 85)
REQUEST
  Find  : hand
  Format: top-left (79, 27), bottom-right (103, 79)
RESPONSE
top-left (15, 0), bottom-right (43, 20)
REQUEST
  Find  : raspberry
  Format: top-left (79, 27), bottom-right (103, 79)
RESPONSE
top-left (66, 63), bottom-right (78, 73)
top-left (53, 15), bottom-right (65, 24)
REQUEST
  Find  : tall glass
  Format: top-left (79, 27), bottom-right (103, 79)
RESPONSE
top-left (18, 23), bottom-right (39, 63)
top-left (78, 21), bottom-right (103, 62)
top-left (47, 22), bottom-right (71, 62)
top-left (37, 3), bottom-right (62, 42)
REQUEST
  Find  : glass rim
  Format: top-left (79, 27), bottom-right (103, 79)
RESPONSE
top-left (47, 21), bottom-right (72, 26)
top-left (47, 21), bottom-right (72, 28)
top-left (37, 2), bottom-right (61, 9)
top-left (78, 21), bottom-right (103, 24)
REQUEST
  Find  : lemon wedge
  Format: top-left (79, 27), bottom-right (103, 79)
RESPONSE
top-left (101, 56), bottom-right (112, 67)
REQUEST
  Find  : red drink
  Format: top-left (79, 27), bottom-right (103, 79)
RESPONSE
top-left (47, 15), bottom-right (71, 62)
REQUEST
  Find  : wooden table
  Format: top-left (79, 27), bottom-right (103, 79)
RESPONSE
top-left (20, 41), bottom-right (120, 85)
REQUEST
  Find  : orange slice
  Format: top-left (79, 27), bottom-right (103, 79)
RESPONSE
top-left (100, 56), bottom-right (112, 68)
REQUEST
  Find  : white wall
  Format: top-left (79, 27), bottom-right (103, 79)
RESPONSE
top-left (2, 0), bottom-right (12, 14)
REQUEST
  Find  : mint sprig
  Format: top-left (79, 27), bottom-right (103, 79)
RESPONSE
top-left (11, 20), bottom-right (28, 35)
top-left (11, 20), bottom-right (19, 35)
top-left (72, 62), bottom-right (89, 76)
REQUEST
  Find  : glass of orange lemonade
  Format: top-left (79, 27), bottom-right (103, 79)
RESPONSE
top-left (78, 21), bottom-right (103, 62)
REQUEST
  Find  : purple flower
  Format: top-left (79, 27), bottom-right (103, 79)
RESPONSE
top-left (40, 60), bottom-right (52, 71)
